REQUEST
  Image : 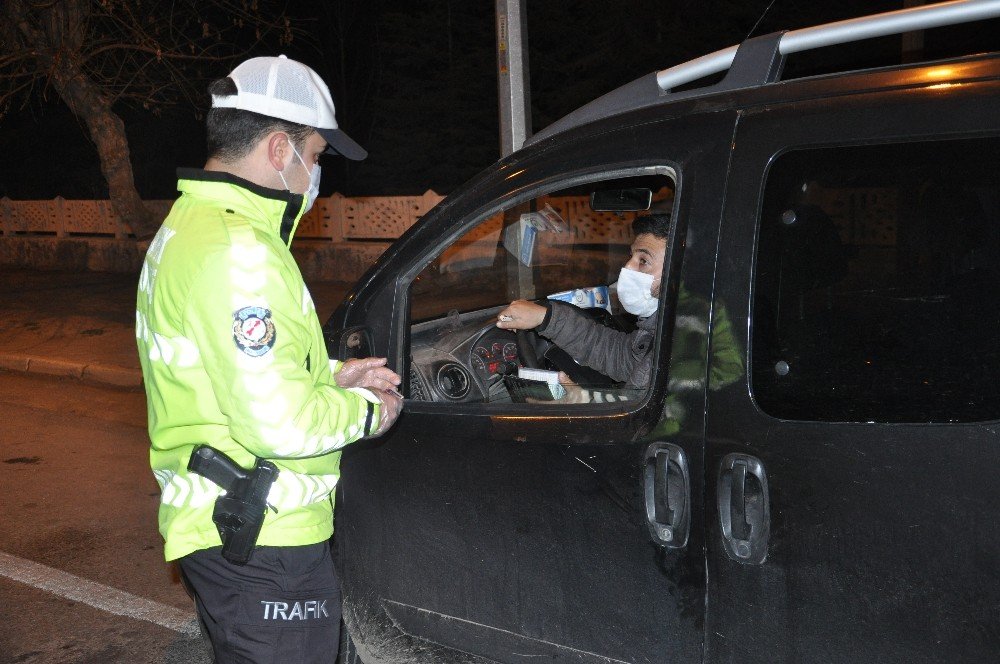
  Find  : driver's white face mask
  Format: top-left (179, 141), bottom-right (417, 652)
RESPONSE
top-left (276, 143), bottom-right (321, 213)
top-left (616, 267), bottom-right (658, 318)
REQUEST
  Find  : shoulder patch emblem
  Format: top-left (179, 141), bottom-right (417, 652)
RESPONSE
top-left (233, 306), bottom-right (276, 357)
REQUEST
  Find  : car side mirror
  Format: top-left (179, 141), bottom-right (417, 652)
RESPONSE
top-left (327, 325), bottom-right (373, 361)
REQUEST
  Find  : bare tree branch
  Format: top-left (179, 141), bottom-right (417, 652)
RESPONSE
top-left (0, 0), bottom-right (304, 238)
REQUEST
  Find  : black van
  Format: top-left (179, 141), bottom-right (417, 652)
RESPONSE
top-left (326, 3), bottom-right (1000, 662)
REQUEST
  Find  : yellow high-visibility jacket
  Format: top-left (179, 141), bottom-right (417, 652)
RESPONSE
top-left (136, 168), bottom-right (379, 562)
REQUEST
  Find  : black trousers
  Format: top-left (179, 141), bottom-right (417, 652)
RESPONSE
top-left (178, 542), bottom-right (341, 664)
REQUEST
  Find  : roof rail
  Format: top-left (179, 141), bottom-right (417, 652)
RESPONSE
top-left (656, 0), bottom-right (1000, 91)
top-left (529, 0), bottom-right (1000, 145)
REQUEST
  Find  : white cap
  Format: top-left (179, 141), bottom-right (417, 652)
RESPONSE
top-left (212, 55), bottom-right (367, 160)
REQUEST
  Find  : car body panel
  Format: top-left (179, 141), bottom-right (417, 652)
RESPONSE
top-left (332, 110), bottom-right (739, 662)
top-left (707, 79), bottom-right (1000, 662)
top-left (329, 38), bottom-right (1000, 664)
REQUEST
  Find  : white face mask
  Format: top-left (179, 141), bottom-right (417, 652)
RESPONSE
top-left (276, 143), bottom-right (321, 213)
top-left (616, 266), bottom-right (658, 318)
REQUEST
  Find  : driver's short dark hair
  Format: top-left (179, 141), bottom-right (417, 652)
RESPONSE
top-left (205, 77), bottom-right (315, 162)
top-left (632, 213), bottom-right (671, 240)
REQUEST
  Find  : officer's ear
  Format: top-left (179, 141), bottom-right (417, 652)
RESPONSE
top-left (267, 132), bottom-right (291, 172)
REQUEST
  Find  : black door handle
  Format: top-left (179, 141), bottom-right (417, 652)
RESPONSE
top-left (654, 451), bottom-right (674, 526)
top-left (718, 453), bottom-right (770, 565)
top-left (730, 460), bottom-right (751, 541)
top-left (644, 443), bottom-right (689, 548)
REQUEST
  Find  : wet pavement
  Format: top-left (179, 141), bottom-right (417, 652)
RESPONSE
top-left (0, 268), bottom-right (353, 389)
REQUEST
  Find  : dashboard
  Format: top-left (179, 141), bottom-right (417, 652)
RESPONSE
top-left (407, 306), bottom-right (520, 403)
top-left (471, 338), bottom-right (519, 378)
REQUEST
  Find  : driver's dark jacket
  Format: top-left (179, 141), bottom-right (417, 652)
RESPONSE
top-left (538, 301), bottom-right (656, 388)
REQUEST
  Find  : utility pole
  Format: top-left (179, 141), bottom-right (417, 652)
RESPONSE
top-left (495, 0), bottom-right (534, 299)
top-left (495, 0), bottom-right (532, 157)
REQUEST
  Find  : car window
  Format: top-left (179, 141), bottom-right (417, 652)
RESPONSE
top-left (751, 136), bottom-right (1000, 423)
top-left (406, 170), bottom-right (675, 405)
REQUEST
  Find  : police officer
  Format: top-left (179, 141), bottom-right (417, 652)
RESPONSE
top-left (136, 55), bottom-right (402, 662)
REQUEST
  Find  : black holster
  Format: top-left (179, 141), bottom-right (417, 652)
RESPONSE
top-left (187, 445), bottom-right (279, 565)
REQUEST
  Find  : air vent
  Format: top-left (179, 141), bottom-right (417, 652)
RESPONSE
top-left (435, 363), bottom-right (471, 400)
top-left (408, 367), bottom-right (427, 401)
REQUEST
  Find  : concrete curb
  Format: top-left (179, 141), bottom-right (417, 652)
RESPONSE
top-left (0, 352), bottom-right (143, 389)
top-left (0, 353), bottom-right (30, 373)
top-left (82, 363), bottom-right (144, 388)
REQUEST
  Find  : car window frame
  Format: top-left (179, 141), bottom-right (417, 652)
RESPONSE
top-left (394, 162), bottom-right (683, 420)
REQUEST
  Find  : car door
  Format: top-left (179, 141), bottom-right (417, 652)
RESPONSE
top-left (327, 110), bottom-right (738, 663)
top-left (706, 72), bottom-right (1000, 662)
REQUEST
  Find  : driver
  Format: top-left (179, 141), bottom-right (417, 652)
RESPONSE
top-left (496, 213), bottom-right (668, 399)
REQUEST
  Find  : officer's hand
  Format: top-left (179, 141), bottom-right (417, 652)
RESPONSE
top-left (335, 357), bottom-right (401, 392)
top-left (372, 389), bottom-right (403, 436)
top-left (496, 300), bottom-right (547, 331)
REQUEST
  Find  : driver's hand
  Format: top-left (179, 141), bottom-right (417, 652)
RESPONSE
top-left (496, 300), bottom-right (547, 331)
top-left (334, 357), bottom-right (401, 392)
top-left (557, 384), bottom-right (591, 404)
top-left (526, 383), bottom-right (591, 405)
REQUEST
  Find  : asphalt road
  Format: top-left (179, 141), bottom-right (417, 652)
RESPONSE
top-left (0, 371), bottom-right (213, 663)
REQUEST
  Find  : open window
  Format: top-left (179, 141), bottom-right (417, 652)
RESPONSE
top-left (405, 168), bottom-right (676, 406)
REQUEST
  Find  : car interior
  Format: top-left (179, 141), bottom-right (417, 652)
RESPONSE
top-left (405, 170), bottom-right (675, 404)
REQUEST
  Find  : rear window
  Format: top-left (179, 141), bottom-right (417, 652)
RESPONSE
top-left (751, 136), bottom-right (1000, 423)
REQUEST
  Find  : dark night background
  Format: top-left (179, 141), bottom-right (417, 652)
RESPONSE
top-left (1, 0), bottom-right (996, 200)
